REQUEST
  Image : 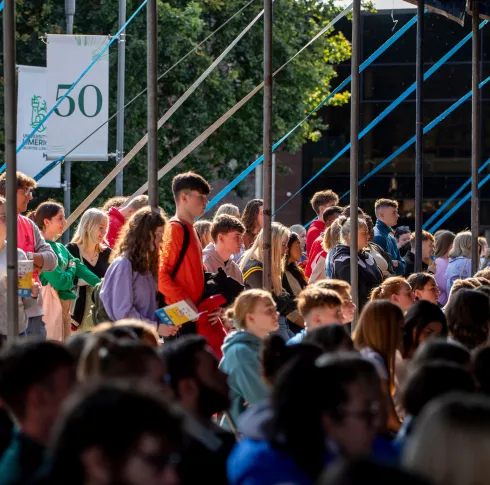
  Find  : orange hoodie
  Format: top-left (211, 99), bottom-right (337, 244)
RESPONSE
top-left (158, 219), bottom-right (204, 305)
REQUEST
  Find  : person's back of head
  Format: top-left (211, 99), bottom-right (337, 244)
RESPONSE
top-left (47, 381), bottom-right (183, 485)
top-left (66, 333), bottom-right (94, 365)
top-left (304, 324), bottom-right (354, 353)
top-left (473, 346), bottom-right (490, 395)
top-left (403, 393), bottom-right (490, 485)
top-left (121, 194), bottom-right (149, 214)
top-left (310, 190), bottom-right (339, 216)
top-left (340, 206), bottom-right (364, 218)
top-left (214, 203), bottom-right (240, 219)
top-left (241, 199), bottom-right (264, 234)
top-left (102, 196), bottom-right (128, 212)
top-left (114, 319), bottom-right (160, 347)
top-left (0, 341), bottom-right (74, 443)
top-left (322, 206), bottom-right (343, 225)
top-left (410, 338), bottom-right (470, 372)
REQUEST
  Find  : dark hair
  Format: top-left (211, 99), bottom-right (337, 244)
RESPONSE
top-left (112, 207), bottom-right (166, 277)
top-left (284, 233), bottom-right (308, 287)
top-left (66, 333), bottom-right (94, 365)
top-left (403, 301), bottom-right (447, 357)
top-left (410, 338), bottom-right (470, 371)
top-left (407, 273), bottom-right (436, 293)
top-left (435, 230), bottom-right (456, 259)
top-left (473, 346), bottom-right (490, 395)
top-left (0, 341), bottom-right (74, 420)
top-left (445, 289), bottom-right (490, 350)
top-left (159, 336), bottom-right (208, 396)
top-left (341, 205), bottom-right (364, 218)
top-left (304, 324), bottom-right (354, 353)
top-left (322, 206), bottom-right (343, 224)
top-left (46, 381), bottom-right (183, 485)
top-left (241, 199), bottom-right (263, 234)
top-left (210, 214), bottom-right (245, 242)
top-left (310, 190), bottom-right (339, 215)
top-left (172, 171), bottom-right (210, 200)
top-left (0, 171), bottom-right (36, 196)
top-left (402, 362), bottom-right (474, 417)
top-left (33, 200), bottom-right (64, 230)
top-left (394, 227), bottom-right (411, 240)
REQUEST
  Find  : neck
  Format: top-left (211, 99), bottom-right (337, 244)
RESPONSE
top-left (246, 327), bottom-right (267, 340)
top-left (215, 244), bottom-right (232, 262)
top-left (175, 207), bottom-right (194, 226)
top-left (42, 229), bottom-right (57, 241)
top-left (84, 242), bottom-right (97, 253)
top-left (0, 239), bottom-right (5, 251)
top-left (379, 218), bottom-right (392, 229)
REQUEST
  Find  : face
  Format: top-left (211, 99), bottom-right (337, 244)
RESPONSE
top-left (118, 434), bottom-right (180, 485)
top-left (219, 230), bottom-right (243, 255)
top-left (151, 225), bottom-right (166, 252)
top-left (256, 206), bottom-right (264, 231)
top-left (92, 219), bottom-right (109, 245)
top-left (311, 305), bottom-right (344, 329)
top-left (422, 239), bottom-right (435, 262)
top-left (397, 233), bottom-right (411, 248)
top-left (16, 186), bottom-right (34, 214)
top-left (182, 190), bottom-right (208, 219)
top-left (281, 237), bottom-right (289, 257)
top-left (295, 230), bottom-right (307, 251)
top-left (416, 321), bottom-right (444, 346)
top-left (44, 209), bottom-right (66, 238)
top-left (289, 239), bottom-right (303, 263)
top-left (379, 207), bottom-right (399, 228)
top-left (415, 280), bottom-right (440, 304)
top-left (339, 290), bottom-right (356, 324)
top-left (358, 227), bottom-right (369, 251)
top-left (0, 204), bottom-right (6, 241)
top-left (391, 282), bottom-right (415, 312)
top-left (246, 297), bottom-right (279, 337)
top-left (323, 380), bottom-right (381, 457)
top-left (325, 213), bottom-right (340, 229)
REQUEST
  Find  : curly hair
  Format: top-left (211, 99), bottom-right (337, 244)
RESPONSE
top-left (111, 207), bottom-right (166, 278)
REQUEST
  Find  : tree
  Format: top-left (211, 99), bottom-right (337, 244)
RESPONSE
top-left (0, 0), bottom-right (351, 216)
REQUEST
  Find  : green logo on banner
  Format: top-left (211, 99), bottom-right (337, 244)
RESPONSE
top-left (30, 95), bottom-right (47, 132)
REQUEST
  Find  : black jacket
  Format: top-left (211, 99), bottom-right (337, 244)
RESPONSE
top-left (403, 251), bottom-right (429, 277)
top-left (331, 245), bottom-right (383, 311)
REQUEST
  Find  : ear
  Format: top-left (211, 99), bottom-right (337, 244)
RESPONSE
top-left (82, 447), bottom-right (110, 485)
top-left (391, 294), bottom-right (399, 305)
top-left (43, 218), bottom-right (50, 227)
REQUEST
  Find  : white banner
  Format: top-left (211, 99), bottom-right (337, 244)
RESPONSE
top-left (16, 65), bottom-right (61, 188)
top-left (46, 34), bottom-right (109, 161)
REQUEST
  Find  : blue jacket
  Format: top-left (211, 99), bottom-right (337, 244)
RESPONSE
top-left (287, 329), bottom-right (306, 346)
top-left (373, 220), bottom-right (406, 276)
top-left (445, 256), bottom-right (472, 297)
top-left (219, 331), bottom-right (269, 425)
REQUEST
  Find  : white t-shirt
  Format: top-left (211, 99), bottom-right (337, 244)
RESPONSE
top-left (360, 346), bottom-right (389, 381)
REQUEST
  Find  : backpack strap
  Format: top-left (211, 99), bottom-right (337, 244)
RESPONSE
top-left (170, 220), bottom-right (191, 279)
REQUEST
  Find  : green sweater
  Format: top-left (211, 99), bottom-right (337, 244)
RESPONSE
top-left (40, 241), bottom-right (100, 300)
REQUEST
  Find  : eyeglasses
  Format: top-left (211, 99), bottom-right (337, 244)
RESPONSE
top-left (19, 187), bottom-right (34, 196)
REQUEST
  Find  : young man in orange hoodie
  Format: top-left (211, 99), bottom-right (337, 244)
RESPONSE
top-left (159, 172), bottom-right (220, 335)
top-left (305, 190), bottom-right (339, 255)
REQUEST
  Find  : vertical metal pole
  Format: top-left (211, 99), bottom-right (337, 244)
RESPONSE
top-left (255, 162), bottom-right (263, 199)
top-left (350, 0), bottom-right (361, 328)
top-left (472, 0), bottom-right (480, 274)
top-left (147, 0), bottom-right (158, 209)
top-left (115, 0), bottom-right (126, 196)
top-left (271, 153), bottom-right (276, 222)
top-left (63, 0), bottom-right (75, 244)
top-left (414, 0), bottom-right (424, 272)
top-left (4, 0), bottom-right (19, 338)
top-left (262, 0), bottom-right (273, 293)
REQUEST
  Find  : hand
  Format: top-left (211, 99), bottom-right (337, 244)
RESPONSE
top-left (33, 253), bottom-right (44, 271)
top-left (31, 281), bottom-right (40, 299)
top-left (207, 308), bottom-right (222, 325)
top-left (393, 260), bottom-right (399, 268)
top-left (157, 324), bottom-right (179, 337)
top-left (428, 261), bottom-right (437, 274)
top-left (68, 260), bottom-right (77, 269)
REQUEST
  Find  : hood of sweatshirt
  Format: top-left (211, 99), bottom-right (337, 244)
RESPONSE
top-left (309, 219), bottom-right (325, 233)
top-left (221, 330), bottom-right (262, 356)
top-left (203, 242), bottom-right (225, 267)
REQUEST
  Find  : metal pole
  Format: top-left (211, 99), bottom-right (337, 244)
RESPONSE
top-left (147, 0), bottom-right (158, 209)
top-left (414, 0), bottom-right (424, 272)
top-left (255, 161), bottom-right (263, 199)
top-left (4, 0), bottom-right (19, 338)
top-left (350, 0), bottom-right (361, 328)
top-left (63, 0), bottom-right (75, 244)
top-left (271, 153), bottom-right (276, 221)
top-left (262, 0), bottom-right (273, 293)
top-left (472, 0), bottom-right (480, 274)
top-left (115, 0), bottom-right (126, 196)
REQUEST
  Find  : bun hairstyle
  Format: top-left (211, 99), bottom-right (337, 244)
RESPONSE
top-left (224, 289), bottom-right (273, 331)
top-left (335, 216), bottom-right (368, 245)
top-left (370, 276), bottom-right (408, 300)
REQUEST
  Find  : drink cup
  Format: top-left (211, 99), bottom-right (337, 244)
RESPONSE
top-left (18, 260), bottom-right (34, 297)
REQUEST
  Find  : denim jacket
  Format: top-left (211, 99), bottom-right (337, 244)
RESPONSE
top-left (445, 256), bottom-right (472, 297)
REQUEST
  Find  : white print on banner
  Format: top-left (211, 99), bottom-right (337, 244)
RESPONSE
top-left (46, 34), bottom-right (109, 162)
top-left (16, 65), bottom-right (61, 188)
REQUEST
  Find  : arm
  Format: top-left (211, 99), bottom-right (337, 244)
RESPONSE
top-left (70, 249), bottom-right (101, 287)
top-left (335, 257), bottom-right (352, 284)
top-left (158, 223), bottom-right (190, 303)
top-left (41, 261), bottom-right (77, 292)
top-left (29, 220), bottom-right (57, 271)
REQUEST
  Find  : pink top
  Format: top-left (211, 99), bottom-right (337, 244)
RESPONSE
top-left (17, 215), bottom-right (40, 285)
top-left (435, 257), bottom-right (449, 305)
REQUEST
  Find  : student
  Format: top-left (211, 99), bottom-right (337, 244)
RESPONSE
top-left (0, 341), bottom-right (75, 485)
top-left (370, 276), bottom-right (415, 313)
top-left (219, 289), bottom-right (278, 425)
top-left (194, 220), bottom-right (213, 249)
top-left (365, 215), bottom-right (394, 277)
top-left (34, 201), bottom-right (100, 342)
top-left (394, 226), bottom-right (411, 251)
top-left (101, 208), bottom-right (177, 337)
top-left (313, 279), bottom-right (357, 326)
top-left (407, 273), bottom-right (440, 304)
top-left (445, 231), bottom-right (472, 297)
top-left (372, 199), bottom-right (406, 275)
top-left (105, 194), bottom-right (148, 248)
top-left (282, 232), bottom-right (308, 303)
top-left (403, 231), bottom-right (436, 277)
top-left (353, 300), bottom-right (404, 433)
top-left (306, 190), bottom-right (339, 254)
top-left (0, 172), bottom-right (57, 339)
top-left (202, 214), bottom-right (245, 284)
top-left (214, 203), bottom-right (240, 219)
top-left (287, 287), bottom-right (343, 345)
top-left (66, 208), bottom-right (112, 332)
top-left (0, 197), bottom-right (41, 342)
top-left (241, 199), bottom-right (264, 250)
top-left (434, 230), bottom-right (456, 306)
top-left (101, 196), bottom-right (128, 212)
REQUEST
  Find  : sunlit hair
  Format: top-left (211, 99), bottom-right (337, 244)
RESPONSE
top-left (214, 203), bottom-right (240, 219)
top-left (370, 276), bottom-right (410, 301)
top-left (71, 208), bottom-right (109, 253)
top-left (404, 394), bottom-right (490, 485)
top-left (447, 279), bottom-right (477, 302)
top-left (112, 207), bottom-right (166, 278)
top-left (313, 279), bottom-right (351, 295)
top-left (194, 220), bottom-right (211, 245)
top-left (335, 216), bottom-right (368, 246)
top-left (241, 199), bottom-right (263, 234)
top-left (0, 171), bottom-right (36, 196)
top-left (225, 289), bottom-right (274, 331)
top-left (33, 200), bottom-right (64, 231)
top-left (322, 219), bottom-right (341, 251)
top-left (353, 300), bottom-right (404, 392)
top-left (240, 222), bottom-right (290, 296)
top-left (407, 273), bottom-right (436, 294)
top-left (101, 196), bottom-right (128, 212)
top-left (435, 230), bottom-right (456, 259)
top-left (449, 231), bottom-right (472, 259)
top-left (296, 287), bottom-right (342, 318)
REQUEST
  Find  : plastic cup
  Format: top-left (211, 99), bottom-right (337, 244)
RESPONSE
top-left (18, 260), bottom-right (34, 297)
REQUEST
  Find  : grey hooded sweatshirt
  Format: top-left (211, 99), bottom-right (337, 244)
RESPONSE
top-left (202, 243), bottom-right (244, 285)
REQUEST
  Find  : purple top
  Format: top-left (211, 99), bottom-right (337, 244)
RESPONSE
top-left (100, 256), bottom-right (158, 325)
top-left (435, 257), bottom-right (449, 306)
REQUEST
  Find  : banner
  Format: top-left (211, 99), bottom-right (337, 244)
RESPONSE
top-left (16, 66), bottom-right (61, 188)
top-left (46, 34), bottom-right (109, 161)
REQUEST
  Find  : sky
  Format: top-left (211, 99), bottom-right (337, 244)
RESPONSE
top-left (372, 0), bottom-right (416, 9)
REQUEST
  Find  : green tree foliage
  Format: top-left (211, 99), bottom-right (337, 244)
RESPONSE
top-left (0, 0), bottom-right (351, 215)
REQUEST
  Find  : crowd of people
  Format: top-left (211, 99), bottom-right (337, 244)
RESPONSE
top-left (0, 170), bottom-right (490, 484)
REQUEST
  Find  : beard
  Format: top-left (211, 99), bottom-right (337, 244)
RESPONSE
top-left (197, 382), bottom-right (230, 418)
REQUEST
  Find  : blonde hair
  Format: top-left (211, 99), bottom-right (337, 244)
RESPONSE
top-left (296, 287), bottom-right (342, 318)
top-left (370, 276), bottom-right (410, 301)
top-left (322, 220), bottom-right (341, 251)
top-left (335, 216), bottom-right (367, 246)
top-left (240, 222), bottom-right (290, 295)
top-left (90, 320), bottom-right (159, 347)
top-left (353, 300), bottom-right (403, 392)
top-left (225, 289), bottom-right (274, 331)
top-left (71, 208), bottom-right (109, 252)
top-left (449, 231), bottom-right (472, 259)
top-left (313, 279), bottom-right (351, 294)
top-left (214, 203), bottom-right (240, 219)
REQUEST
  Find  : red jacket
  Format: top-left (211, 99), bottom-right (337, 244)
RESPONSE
top-left (306, 219), bottom-right (325, 255)
top-left (196, 295), bottom-right (228, 359)
top-left (305, 234), bottom-right (325, 278)
top-left (107, 207), bottom-right (126, 248)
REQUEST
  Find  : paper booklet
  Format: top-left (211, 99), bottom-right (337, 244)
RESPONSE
top-left (155, 300), bottom-right (202, 327)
